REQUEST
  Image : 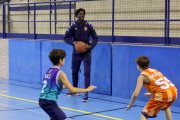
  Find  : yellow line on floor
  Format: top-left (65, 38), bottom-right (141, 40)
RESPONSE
top-left (0, 94), bottom-right (123, 120)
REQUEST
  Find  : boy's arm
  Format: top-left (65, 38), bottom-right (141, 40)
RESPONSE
top-left (59, 71), bottom-right (96, 93)
top-left (127, 75), bottom-right (145, 110)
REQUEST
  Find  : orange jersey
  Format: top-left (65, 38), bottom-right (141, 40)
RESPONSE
top-left (141, 68), bottom-right (177, 102)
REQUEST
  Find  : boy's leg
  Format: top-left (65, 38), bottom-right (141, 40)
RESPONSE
top-left (141, 114), bottom-right (148, 120)
top-left (39, 99), bottom-right (67, 120)
top-left (162, 100), bottom-right (175, 120)
top-left (50, 105), bottom-right (67, 120)
top-left (164, 107), bottom-right (172, 120)
top-left (141, 98), bottom-right (162, 118)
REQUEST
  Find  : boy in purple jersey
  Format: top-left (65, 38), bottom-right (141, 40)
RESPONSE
top-left (39, 49), bottom-right (96, 120)
top-left (64, 8), bottom-right (98, 102)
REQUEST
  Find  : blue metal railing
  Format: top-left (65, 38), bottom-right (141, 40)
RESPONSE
top-left (2, 4), bottom-right (6, 38)
top-left (1, 0), bottom-right (76, 39)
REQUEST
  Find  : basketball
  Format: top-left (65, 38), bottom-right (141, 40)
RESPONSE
top-left (74, 41), bottom-right (88, 53)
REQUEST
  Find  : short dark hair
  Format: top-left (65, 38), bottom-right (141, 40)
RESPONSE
top-left (49, 49), bottom-right (66, 65)
top-left (75, 8), bottom-right (86, 17)
top-left (136, 56), bottom-right (149, 70)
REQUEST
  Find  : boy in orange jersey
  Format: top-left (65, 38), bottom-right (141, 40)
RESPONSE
top-left (127, 56), bottom-right (178, 120)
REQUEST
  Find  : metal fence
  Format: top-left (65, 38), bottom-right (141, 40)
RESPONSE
top-left (0, 0), bottom-right (180, 45)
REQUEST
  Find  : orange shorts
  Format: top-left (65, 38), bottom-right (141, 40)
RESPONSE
top-left (142, 98), bottom-right (175, 118)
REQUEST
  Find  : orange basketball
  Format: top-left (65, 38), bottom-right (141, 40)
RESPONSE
top-left (75, 42), bottom-right (87, 53)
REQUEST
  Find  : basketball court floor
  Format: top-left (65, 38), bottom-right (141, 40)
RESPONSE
top-left (0, 79), bottom-right (179, 120)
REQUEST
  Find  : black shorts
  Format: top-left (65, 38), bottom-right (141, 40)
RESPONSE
top-left (39, 99), bottom-right (67, 120)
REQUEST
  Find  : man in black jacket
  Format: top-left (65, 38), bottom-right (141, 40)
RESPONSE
top-left (64, 8), bottom-right (98, 102)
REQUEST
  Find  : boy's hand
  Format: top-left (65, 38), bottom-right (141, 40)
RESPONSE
top-left (87, 85), bottom-right (97, 92)
top-left (127, 104), bottom-right (131, 111)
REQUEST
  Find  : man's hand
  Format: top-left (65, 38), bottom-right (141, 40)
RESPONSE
top-left (87, 85), bottom-right (97, 92)
top-left (86, 44), bottom-right (91, 50)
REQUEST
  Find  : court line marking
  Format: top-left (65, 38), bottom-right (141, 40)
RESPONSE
top-left (0, 94), bottom-right (123, 120)
top-left (0, 103), bottom-right (9, 107)
top-left (0, 90), bottom-right (8, 93)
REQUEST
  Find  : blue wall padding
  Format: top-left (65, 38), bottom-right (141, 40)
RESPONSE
top-left (112, 44), bottom-right (180, 107)
top-left (9, 39), bottom-right (180, 107)
top-left (90, 43), bottom-right (112, 95)
top-left (112, 44), bottom-right (130, 99)
top-left (9, 40), bottom-right (112, 95)
top-left (9, 39), bottom-right (41, 84)
top-left (41, 41), bottom-right (112, 95)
